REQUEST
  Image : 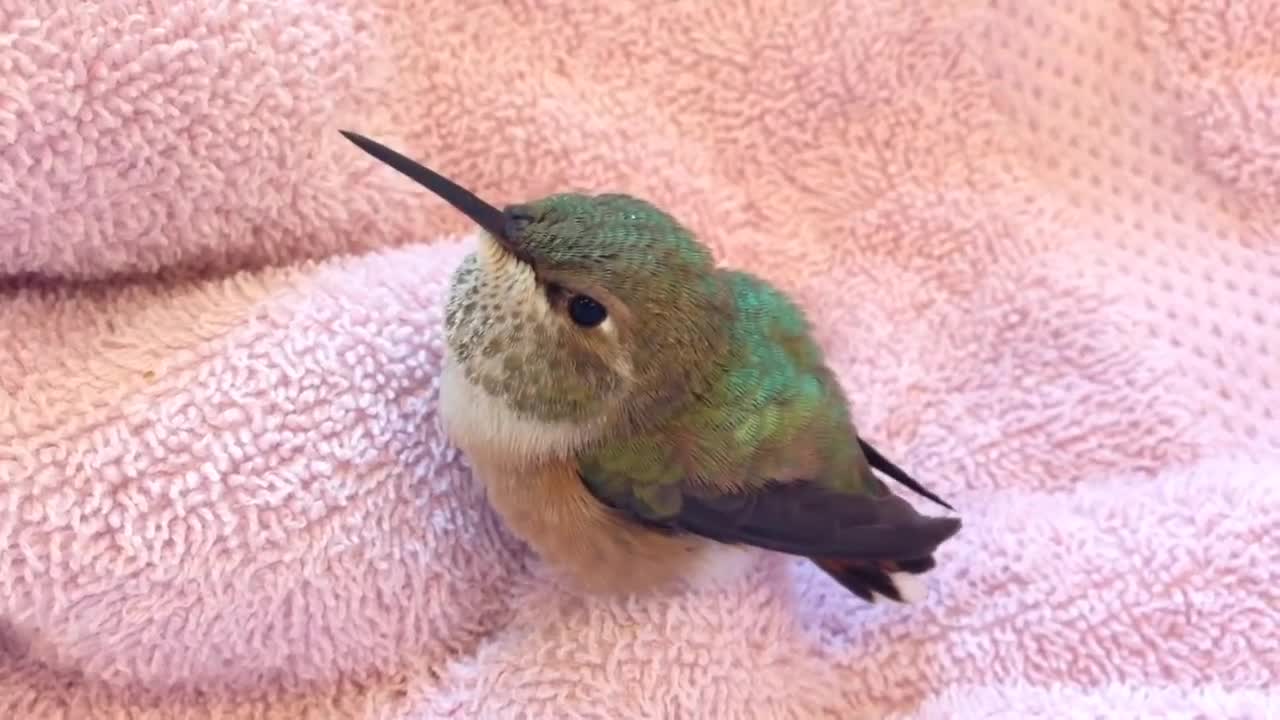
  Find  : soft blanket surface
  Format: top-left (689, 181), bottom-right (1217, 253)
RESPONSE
top-left (2, 0), bottom-right (1278, 718)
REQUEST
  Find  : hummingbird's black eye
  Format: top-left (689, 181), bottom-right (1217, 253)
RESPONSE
top-left (568, 295), bottom-right (607, 328)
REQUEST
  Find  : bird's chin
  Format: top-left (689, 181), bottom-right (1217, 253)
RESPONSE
top-left (479, 232), bottom-right (533, 271)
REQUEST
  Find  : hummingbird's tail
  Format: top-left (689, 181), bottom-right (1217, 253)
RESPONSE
top-left (810, 555), bottom-right (938, 604)
top-left (809, 438), bottom-right (953, 603)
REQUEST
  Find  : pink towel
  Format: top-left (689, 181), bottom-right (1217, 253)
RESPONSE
top-left (2, 0), bottom-right (1277, 717)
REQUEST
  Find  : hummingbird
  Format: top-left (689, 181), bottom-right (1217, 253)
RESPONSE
top-left (340, 130), bottom-right (962, 604)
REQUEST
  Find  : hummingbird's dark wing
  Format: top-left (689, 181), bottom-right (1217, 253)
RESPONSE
top-left (668, 480), bottom-right (959, 561)
top-left (578, 458), bottom-right (961, 603)
top-left (674, 477), bottom-right (961, 603)
top-left (580, 467), bottom-right (959, 562)
top-left (858, 438), bottom-right (955, 511)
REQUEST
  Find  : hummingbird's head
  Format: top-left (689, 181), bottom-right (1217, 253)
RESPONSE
top-left (341, 132), bottom-right (732, 441)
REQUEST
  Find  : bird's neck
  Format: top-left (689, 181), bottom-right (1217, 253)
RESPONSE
top-left (438, 355), bottom-right (607, 472)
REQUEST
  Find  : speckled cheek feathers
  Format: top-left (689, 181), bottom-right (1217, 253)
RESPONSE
top-left (442, 239), bottom-right (622, 425)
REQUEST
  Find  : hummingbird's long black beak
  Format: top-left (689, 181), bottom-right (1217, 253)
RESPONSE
top-left (339, 130), bottom-right (511, 243)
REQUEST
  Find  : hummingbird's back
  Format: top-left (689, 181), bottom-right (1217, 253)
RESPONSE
top-left (668, 267), bottom-right (870, 494)
top-left (648, 267), bottom-right (959, 603)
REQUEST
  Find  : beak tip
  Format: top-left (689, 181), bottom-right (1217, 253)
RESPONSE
top-left (336, 130), bottom-right (509, 240)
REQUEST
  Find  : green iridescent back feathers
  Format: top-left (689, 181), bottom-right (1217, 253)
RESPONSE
top-left (580, 268), bottom-right (874, 521)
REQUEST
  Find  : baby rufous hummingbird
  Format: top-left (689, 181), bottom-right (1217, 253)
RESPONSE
top-left (341, 130), bottom-right (962, 604)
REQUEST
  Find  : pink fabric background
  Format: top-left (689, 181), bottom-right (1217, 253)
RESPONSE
top-left (1, 0), bottom-right (1277, 717)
